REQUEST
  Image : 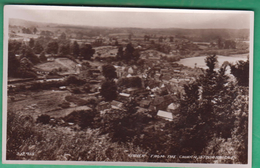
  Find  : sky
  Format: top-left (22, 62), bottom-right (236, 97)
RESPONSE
top-left (5, 5), bottom-right (253, 29)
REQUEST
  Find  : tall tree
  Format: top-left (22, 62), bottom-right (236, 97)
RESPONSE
top-left (59, 32), bottom-right (66, 40)
top-left (176, 54), bottom-right (237, 155)
top-left (29, 38), bottom-right (35, 48)
top-left (230, 59), bottom-right (249, 87)
top-left (72, 41), bottom-right (80, 58)
top-left (100, 80), bottom-right (117, 101)
top-left (18, 57), bottom-right (37, 78)
top-left (46, 41), bottom-right (59, 54)
top-left (59, 43), bottom-right (70, 56)
top-left (102, 64), bottom-right (117, 80)
top-left (8, 40), bottom-right (22, 55)
top-left (39, 51), bottom-right (47, 62)
top-left (20, 45), bottom-right (40, 64)
top-left (80, 44), bottom-right (95, 60)
top-left (8, 51), bottom-right (20, 77)
top-left (116, 46), bottom-right (124, 60)
top-left (33, 41), bottom-right (44, 54)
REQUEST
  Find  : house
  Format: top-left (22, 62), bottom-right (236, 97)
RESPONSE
top-left (75, 64), bottom-right (82, 74)
top-left (119, 93), bottom-right (131, 101)
top-left (157, 110), bottom-right (173, 121)
top-left (97, 101), bottom-right (110, 111)
top-left (126, 74), bottom-right (132, 78)
top-left (139, 99), bottom-right (151, 108)
top-left (124, 87), bottom-right (140, 95)
top-left (153, 96), bottom-right (164, 106)
top-left (114, 66), bottom-right (125, 78)
top-left (111, 100), bottom-right (124, 110)
top-left (47, 57), bottom-right (55, 62)
top-left (128, 67), bottom-right (134, 74)
top-left (167, 103), bottom-right (179, 114)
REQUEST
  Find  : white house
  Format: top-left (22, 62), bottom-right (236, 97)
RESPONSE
top-left (157, 110), bottom-right (173, 121)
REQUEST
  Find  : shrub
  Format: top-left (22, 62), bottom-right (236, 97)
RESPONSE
top-left (7, 111), bottom-right (37, 160)
top-left (36, 114), bottom-right (51, 124)
top-left (63, 110), bottom-right (95, 129)
top-left (66, 75), bottom-right (85, 86)
top-left (58, 101), bottom-right (70, 109)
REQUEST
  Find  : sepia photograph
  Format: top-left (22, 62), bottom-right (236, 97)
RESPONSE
top-left (2, 5), bottom-right (253, 167)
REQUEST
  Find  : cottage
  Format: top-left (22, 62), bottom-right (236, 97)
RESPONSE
top-left (114, 66), bottom-right (125, 78)
top-left (126, 74), bottom-right (132, 78)
top-left (153, 96), bottom-right (164, 106)
top-left (139, 99), bottom-right (151, 108)
top-left (157, 110), bottom-right (173, 121)
top-left (47, 57), bottom-right (55, 62)
top-left (111, 100), bottom-right (124, 110)
top-left (97, 101), bottom-right (110, 111)
top-left (128, 67), bottom-right (134, 74)
top-left (119, 93), bottom-right (131, 101)
top-left (167, 103), bottom-right (179, 114)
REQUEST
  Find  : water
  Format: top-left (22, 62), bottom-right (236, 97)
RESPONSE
top-left (178, 54), bottom-right (248, 69)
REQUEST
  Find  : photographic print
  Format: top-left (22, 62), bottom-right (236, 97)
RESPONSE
top-left (2, 5), bottom-right (253, 167)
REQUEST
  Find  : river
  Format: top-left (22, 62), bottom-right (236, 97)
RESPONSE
top-left (177, 54), bottom-right (248, 69)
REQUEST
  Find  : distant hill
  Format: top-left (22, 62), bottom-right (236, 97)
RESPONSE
top-left (9, 18), bottom-right (249, 42)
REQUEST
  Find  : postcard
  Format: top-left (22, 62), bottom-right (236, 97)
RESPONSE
top-left (2, 5), bottom-right (254, 168)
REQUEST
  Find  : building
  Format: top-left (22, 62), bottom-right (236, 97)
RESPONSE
top-left (97, 101), bottom-right (110, 111)
top-left (139, 100), bottom-right (151, 108)
top-left (119, 93), bottom-right (131, 101)
top-left (167, 103), bottom-right (179, 114)
top-left (111, 100), bottom-right (124, 110)
top-left (157, 110), bottom-right (173, 121)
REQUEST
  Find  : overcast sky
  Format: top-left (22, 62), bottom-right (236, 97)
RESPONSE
top-left (5, 5), bottom-right (253, 29)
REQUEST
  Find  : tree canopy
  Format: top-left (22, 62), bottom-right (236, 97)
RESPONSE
top-left (100, 80), bottom-right (117, 101)
top-left (80, 44), bottom-right (95, 60)
top-left (102, 64), bottom-right (117, 80)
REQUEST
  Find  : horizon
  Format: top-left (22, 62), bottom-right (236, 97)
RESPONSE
top-left (9, 18), bottom-right (250, 30)
top-left (5, 5), bottom-right (252, 29)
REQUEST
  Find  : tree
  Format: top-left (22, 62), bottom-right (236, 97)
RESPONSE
top-left (102, 64), bottom-right (117, 80)
top-left (33, 41), bottom-right (44, 54)
top-left (169, 36), bottom-right (174, 42)
top-left (39, 51), bottom-right (47, 62)
top-left (18, 57), bottom-right (37, 78)
top-left (8, 51), bottom-right (20, 77)
top-left (22, 28), bottom-right (32, 34)
top-left (33, 27), bottom-right (38, 34)
top-left (46, 41), bottom-right (59, 54)
top-left (230, 59), bottom-right (249, 86)
top-left (176, 54), bottom-right (237, 155)
top-left (20, 45), bottom-right (40, 64)
top-left (123, 43), bottom-right (135, 62)
top-left (59, 43), bottom-right (70, 56)
top-left (116, 46), bottom-right (124, 60)
top-left (100, 80), bottom-right (117, 101)
top-left (29, 38), bottom-right (35, 48)
top-left (8, 40), bottom-right (22, 55)
top-left (80, 44), bottom-right (95, 60)
top-left (59, 32), bottom-right (66, 40)
top-left (72, 41), bottom-right (80, 57)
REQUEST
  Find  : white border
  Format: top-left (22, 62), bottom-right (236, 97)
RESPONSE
top-left (2, 5), bottom-right (254, 168)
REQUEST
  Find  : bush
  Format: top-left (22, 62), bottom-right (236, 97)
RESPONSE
top-left (7, 110), bottom-right (147, 161)
top-left (36, 114), bottom-right (51, 124)
top-left (63, 110), bottom-right (95, 129)
top-left (66, 75), bottom-right (85, 86)
top-left (58, 101), bottom-right (70, 109)
top-left (7, 111), bottom-right (37, 160)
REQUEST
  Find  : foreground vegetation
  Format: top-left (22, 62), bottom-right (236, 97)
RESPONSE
top-left (7, 55), bottom-right (249, 164)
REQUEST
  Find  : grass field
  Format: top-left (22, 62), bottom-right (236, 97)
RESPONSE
top-left (35, 58), bottom-right (77, 74)
top-left (8, 90), bottom-right (71, 119)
